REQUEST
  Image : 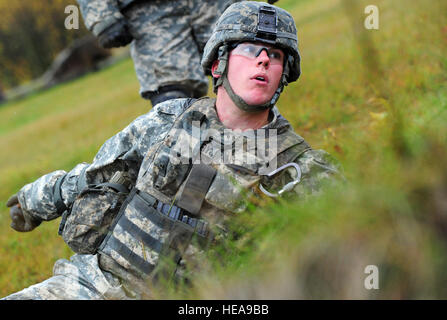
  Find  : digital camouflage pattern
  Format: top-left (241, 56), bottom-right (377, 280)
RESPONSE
top-left (3, 97), bottom-right (341, 300)
top-left (77, 0), bottom-right (241, 99)
top-left (97, 97), bottom-right (315, 296)
top-left (61, 182), bottom-right (130, 254)
top-left (3, 1), bottom-right (342, 300)
top-left (77, 0), bottom-right (126, 36)
top-left (4, 254), bottom-right (128, 300)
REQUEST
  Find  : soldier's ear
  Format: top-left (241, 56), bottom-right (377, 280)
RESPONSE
top-left (211, 60), bottom-right (221, 78)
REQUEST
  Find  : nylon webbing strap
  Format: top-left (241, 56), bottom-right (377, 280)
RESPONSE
top-left (175, 163), bottom-right (217, 216)
top-left (54, 174), bottom-right (69, 236)
top-left (94, 182), bottom-right (129, 194)
top-left (107, 236), bottom-right (155, 275)
top-left (76, 166), bottom-right (88, 193)
top-left (118, 214), bottom-right (163, 254)
top-left (53, 174), bottom-right (68, 215)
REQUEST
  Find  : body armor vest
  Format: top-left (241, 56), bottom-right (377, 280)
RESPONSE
top-left (98, 97), bottom-right (311, 282)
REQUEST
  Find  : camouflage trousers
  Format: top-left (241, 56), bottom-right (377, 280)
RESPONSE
top-left (2, 254), bottom-right (129, 300)
top-left (124, 0), bottom-right (240, 99)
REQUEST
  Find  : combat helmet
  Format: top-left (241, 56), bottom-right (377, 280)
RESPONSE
top-left (201, 1), bottom-right (301, 112)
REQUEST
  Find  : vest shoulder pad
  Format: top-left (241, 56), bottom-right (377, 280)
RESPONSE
top-left (275, 129), bottom-right (312, 166)
top-left (153, 98), bottom-right (197, 117)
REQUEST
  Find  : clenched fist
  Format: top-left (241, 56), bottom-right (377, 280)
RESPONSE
top-left (6, 194), bottom-right (41, 232)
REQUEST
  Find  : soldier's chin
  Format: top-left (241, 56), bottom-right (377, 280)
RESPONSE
top-left (244, 93), bottom-right (273, 107)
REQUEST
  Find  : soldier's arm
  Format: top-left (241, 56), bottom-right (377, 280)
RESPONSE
top-left (15, 126), bottom-right (143, 223)
top-left (77, 0), bottom-right (133, 49)
top-left (10, 99), bottom-right (191, 228)
top-left (292, 149), bottom-right (344, 198)
top-left (77, 0), bottom-right (123, 36)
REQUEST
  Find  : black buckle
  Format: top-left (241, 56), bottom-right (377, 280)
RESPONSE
top-left (255, 6), bottom-right (277, 44)
top-left (150, 194), bottom-right (209, 237)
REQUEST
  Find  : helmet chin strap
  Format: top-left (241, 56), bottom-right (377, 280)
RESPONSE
top-left (214, 45), bottom-right (288, 113)
top-left (222, 74), bottom-right (272, 112)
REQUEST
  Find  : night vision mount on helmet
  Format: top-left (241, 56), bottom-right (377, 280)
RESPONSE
top-left (201, 1), bottom-right (301, 112)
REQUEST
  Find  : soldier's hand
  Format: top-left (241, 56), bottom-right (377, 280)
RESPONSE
top-left (97, 19), bottom-right (133, 48)
top-left (6, 194), bottom-right (41, 232)
top-left (267, 0), bottom-right (279, 4)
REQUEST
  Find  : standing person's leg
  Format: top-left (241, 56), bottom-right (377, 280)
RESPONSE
top-left (190, 0), bottom-right (241, 52)
top-left (124, 0), bottom-right (209, 106)
top-left (2, 254), bottom-right (128, 300)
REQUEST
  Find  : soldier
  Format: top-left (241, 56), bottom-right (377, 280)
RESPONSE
top-left (77, 0), bottom-right (278, 106)
top-left (3, 1), bottom-right (341, 299)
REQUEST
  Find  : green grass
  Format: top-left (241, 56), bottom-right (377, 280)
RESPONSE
top-left (1, 0), bottom-right (447, 298)
top-left (0, 58), bottom-right (149, 296)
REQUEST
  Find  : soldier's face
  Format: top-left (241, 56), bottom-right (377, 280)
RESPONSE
top-left (227, 42), bottom-right (284, 106)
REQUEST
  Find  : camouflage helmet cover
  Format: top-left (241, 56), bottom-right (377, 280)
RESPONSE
top-left (201, 1), bottom-right (301, 83)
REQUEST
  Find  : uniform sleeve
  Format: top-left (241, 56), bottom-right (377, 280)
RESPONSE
top-left (16, 104), bottom-right (178, 222)
top-left (292, 149), bottom-right (344, 198)
top-left (76, 0), bottom-right (124, 35)
top-left (17, 165), bottom-right (88, 222)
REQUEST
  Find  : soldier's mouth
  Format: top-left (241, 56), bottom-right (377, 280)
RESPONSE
top-left (251, 73), bottom-right (269, 83)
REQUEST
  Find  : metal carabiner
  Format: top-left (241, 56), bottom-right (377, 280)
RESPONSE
top-left (259, 162), bottom-right (302, 197)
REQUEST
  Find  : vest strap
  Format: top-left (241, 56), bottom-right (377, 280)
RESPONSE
top-left (175, 163), bottom-right (217, 217)
top-left (107, 236), bottom-right (156, 275)
top-left (53, 174), bottom-right (68, 215)
top-left (99, 189), bottom-right (213, 276)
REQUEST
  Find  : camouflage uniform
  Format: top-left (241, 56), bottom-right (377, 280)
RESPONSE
top-left (3, 96), bottom-right (340, 300)
top-left (3, 2), bottom-right (341, 300)
top-left (77, 0), bottom-right (241, 102)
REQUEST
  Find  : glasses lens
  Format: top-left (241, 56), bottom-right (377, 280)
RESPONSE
top-left (232, 43), bottom-right (283, 65)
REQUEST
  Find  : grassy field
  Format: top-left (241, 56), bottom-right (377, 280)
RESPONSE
top-left (1, 0), bottom-right (446, 298)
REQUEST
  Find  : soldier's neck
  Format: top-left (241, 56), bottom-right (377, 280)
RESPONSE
top-left (215, 88), bottom-right (270, 131)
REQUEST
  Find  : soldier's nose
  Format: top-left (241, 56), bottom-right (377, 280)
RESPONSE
top-left (256, 50), bottom-right (270, 68)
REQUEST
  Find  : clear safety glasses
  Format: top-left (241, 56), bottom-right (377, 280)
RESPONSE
top-left (230, 42), bottom-right (284, 65)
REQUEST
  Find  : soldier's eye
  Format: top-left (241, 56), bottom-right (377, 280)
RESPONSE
top-left (269, 50), bottom-right (282, 60)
